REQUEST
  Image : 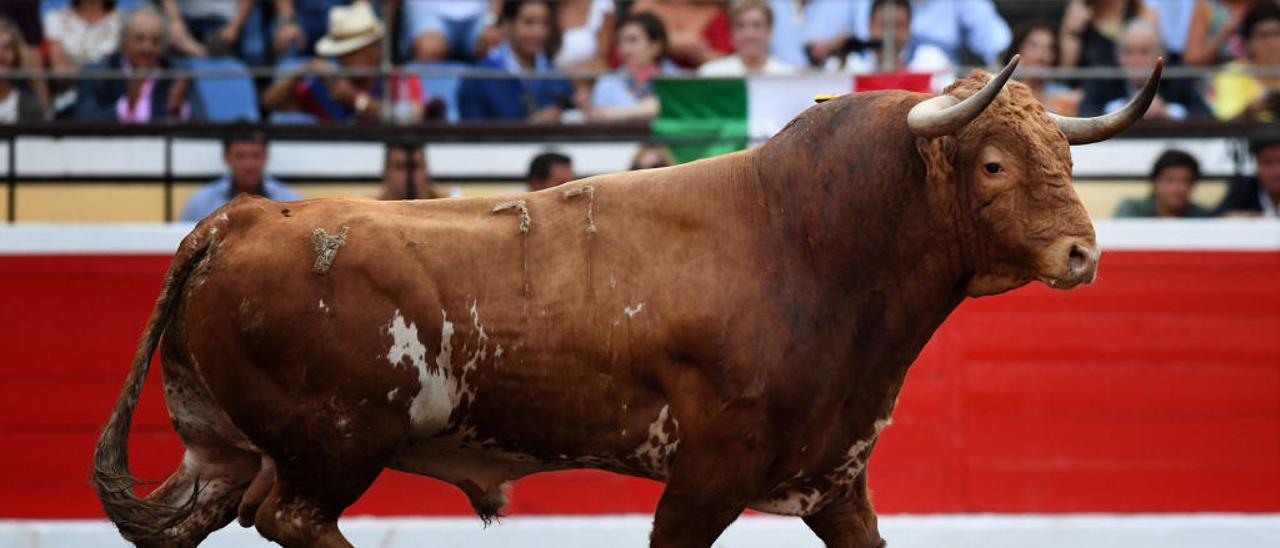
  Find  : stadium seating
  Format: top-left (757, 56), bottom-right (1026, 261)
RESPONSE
top-left (188, 57), bottom-right (259, 122)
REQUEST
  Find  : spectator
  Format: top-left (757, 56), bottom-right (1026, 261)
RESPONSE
top-left (1182, 0), bottom-right (1255, 66)
top-left (576, 11), bottom-right (675, 122)
top-left (1003, 20), bottom-right (1080, 115)
top-left (847, 0), bottom-right (1011, 65)
top-left (556, 0), bottom-right (615, 71)
top-left (458, 1), bottom-right (573, 122)
top-left (0, 17), bottom-right (44, 123)
top-left (826, 0), bottom-right (953, 91)
top-left (76, 6), bottom-right (192, 122)
top-left (1080, 21), bottom-right (1211, 119)
top-left (160, 0), bottom-right (263, 63)
top-left (404, 0), bottom-right (498, 62)
top-left (1210, 2), bottom-right (1280, 121)
top-left (630, 0), bottom-right (731, 68)
top-left (631, 143), bottom-right (676, 170)
top-left (44, 0), bottom-right (124, 116)
top-left (1215, 132), bottom-right (1280, 217)
top-left (801, 0), bottom-right (857, 67)
top-left (698, 0), bottom-right (796, 76)
top-left (45, 1), bottom-right (123, 70)
top-left (181, 131), bottom-right (300, 222)
top-left (262, 2), bottom-right (431, 124)
top-left (528, 151), bottom-right (574, 192)
top-left (1060, 0), bottom-right (1157, 70)
top-left (378, 144), bottom-right (443, 200)
top-left (1114, 149), bottom-right (1213, 218)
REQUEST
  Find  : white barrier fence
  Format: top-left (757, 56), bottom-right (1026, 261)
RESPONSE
top-left (2, 514), bottom-right (1278, 548)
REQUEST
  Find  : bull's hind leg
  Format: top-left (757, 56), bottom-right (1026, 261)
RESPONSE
top-left (250, 404), bottom-right (409, 547)
top-left (251, 451), bottom-right (388, 548)
top-left (137, 446), bottom-right (260, 547)
top-left (802, 474), bottom-right (885, 548)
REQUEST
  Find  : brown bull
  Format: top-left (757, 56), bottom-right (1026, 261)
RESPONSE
top-left (94, 56), bottom-right (1162, 547)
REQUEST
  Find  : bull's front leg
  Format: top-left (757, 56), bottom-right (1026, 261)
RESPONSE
top-left (802, 473), bottom-right (886, 548)
top-left (648, 409), bottom-right (768, 548)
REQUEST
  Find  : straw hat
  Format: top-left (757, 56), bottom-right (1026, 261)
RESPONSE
top-left (315, 2), bottom-right (385, 57)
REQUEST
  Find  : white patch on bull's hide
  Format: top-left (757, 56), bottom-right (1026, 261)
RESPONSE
top-left (494, 345), bottom-right (504, 359)
top-left (209, 226), bottom-right (218, 237)
top-left (387, 388), bottom-right (399, 402)
top-left (825, 417), bottom-right (893, 492)
top-left (216, 212), bottom-right (229, 222)
top-left (470, 301), bottom-right (489, 342)
top-left (632, 405), bottom-right (679, 479)
top-left (750, 417), bottom-right (894, 517)
top-left (623, 302), bottom-right (644, 318)
top-left (751, 486), bottom-right (824, 516)
top-left (386, 310), bottom-right (455, 435)
top-left (318, 299), bottom-right (329, 314)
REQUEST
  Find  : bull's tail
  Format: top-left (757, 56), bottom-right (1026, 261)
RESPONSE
top-left (92, 238), bottom-right (210, 542)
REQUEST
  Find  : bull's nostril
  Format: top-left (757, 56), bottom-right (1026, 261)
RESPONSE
top-left (1068, 245), bottom-right (1089, 273)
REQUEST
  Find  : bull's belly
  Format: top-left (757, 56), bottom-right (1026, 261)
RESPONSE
top-left (388, 420), bottom-right (678, 510)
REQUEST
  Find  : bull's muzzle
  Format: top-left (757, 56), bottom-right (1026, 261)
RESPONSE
top-left (1041, 239), bottom-right (1100, 289)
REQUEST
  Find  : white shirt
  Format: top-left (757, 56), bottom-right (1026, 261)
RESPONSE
top-left (555, 0), bottom-right (614, 68)
top-left (0, 90), bottom-right (17, 124)
top-left (426, 0), bottom-right (491, 20)
top-left (697, 55), bottom-right (796, 77)
top-left (43, 7), bottom-right (122, 67)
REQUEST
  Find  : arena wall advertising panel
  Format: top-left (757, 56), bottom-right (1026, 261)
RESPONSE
top-left (0, 221), bottom-right (1277, 520)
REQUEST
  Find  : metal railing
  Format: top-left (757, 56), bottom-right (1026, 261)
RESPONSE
top-left (0, 117), bottom-right (1270, 223)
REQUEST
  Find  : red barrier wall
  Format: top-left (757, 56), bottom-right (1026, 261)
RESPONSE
top-left (1, 251), bottom-right (1277, 518)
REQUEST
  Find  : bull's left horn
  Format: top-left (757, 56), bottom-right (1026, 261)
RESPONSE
top-left (1049, 58), bottom-right (1163, 145)
top-left (907, 55), bottom-right (1020, 138)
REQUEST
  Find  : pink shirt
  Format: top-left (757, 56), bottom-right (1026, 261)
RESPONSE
top-left (115, 60), bottom-right (189, 123)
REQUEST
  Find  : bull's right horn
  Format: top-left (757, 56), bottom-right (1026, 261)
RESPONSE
top-left (1049, 58), bottom-right (1163, 145)
top-left (907, 55), bottom-right (1020, 138)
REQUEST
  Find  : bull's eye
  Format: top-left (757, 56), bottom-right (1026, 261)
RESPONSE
top-left (984, 162), bottom-right (1003, 174)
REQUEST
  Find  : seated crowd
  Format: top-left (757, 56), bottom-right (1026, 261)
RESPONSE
top-left (0, 0), bottom-right (1275, 124)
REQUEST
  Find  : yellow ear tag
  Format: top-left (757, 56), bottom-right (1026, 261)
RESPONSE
top-left (814, 94), bottom-right (838, 104)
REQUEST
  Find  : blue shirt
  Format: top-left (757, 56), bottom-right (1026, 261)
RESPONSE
top-left (813, 0), bottom-right (1011, 65)
top-left (458, 41), bottom-right (573, 121)
top-left (180, 176), bottom-right (301, 222)
top-left (768, 0), bottom-right (809, 66)
top-left (590, 60), bottom-right (679, 110)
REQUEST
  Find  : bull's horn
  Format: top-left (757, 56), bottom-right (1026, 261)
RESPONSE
top-left (907, 55), bottom-right (1020, 138)
top-left (1049, 58), bottom-right (1163, 145)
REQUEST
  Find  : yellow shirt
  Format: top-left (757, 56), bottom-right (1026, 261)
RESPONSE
top-left (1211, 61), bottom-right (1267, 121)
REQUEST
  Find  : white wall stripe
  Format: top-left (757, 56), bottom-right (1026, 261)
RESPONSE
top-left (0, 514), bottom-right (1276, 548)
top-left (0, 221), bottom-right (1277, 255)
